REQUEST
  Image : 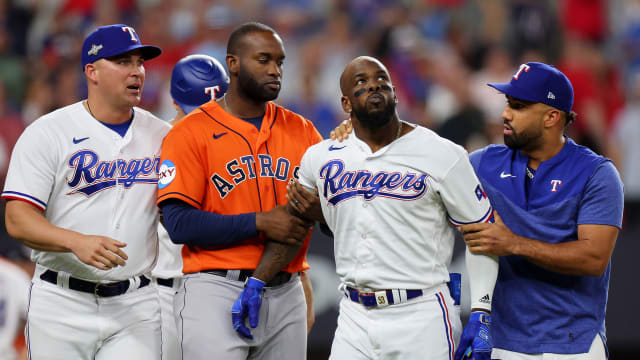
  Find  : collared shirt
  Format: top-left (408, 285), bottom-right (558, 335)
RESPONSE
top-left (470, 138), bottom-right (623, 354)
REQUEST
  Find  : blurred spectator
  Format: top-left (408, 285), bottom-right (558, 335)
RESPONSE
top-left (0, 81), bottom-right (25, 186)
top-left (189, 3), bottom-right (238, 64)
top-left (52, 63), bottom-right (83, 108)
top-left (0, 27), bottom-right (25, 107)
top-left (469, 45), bottom-right (515, 144)
top-left (561, 0), bottom-right (607, 43)
top-left (559, 35), bottom-right (624, 154)
top-left (0, 0), bottom-right (33, 57)
top-left (287, 69), bottom-right (339, 139)
top-left (505, 0), bottom-right (562, 63)
top-left (609, 70), bottom-right (640, 205)
top-left (426, 52), bottom-right (488, 151)
top-left (21, 75), bottom-right (54, 125)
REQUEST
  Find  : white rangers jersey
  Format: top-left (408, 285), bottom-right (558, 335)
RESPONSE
top-left (0, 258), bottom-right (30, 360)
top-left (151, 217), bottom-right (182, 279)
top-left (152, 122), bottom-right (182, 280)
top-left (1, 101), bottom-right (170, 281)
top-left (152, 213), bottom-right (182, 279)
top-left (298, 125), bottom-right (492, 290)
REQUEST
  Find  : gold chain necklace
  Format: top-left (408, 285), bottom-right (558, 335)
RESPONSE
top-left (395, 120), bottom-right (403, 140)
top-left (86, 100), bottom-right (96, 119)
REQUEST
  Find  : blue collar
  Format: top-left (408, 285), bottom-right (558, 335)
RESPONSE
top-left (99, 109), bottom-right (134, 137)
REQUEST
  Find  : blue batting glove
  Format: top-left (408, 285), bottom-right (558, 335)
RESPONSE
top-left (454, 311), bottom-right (492, 360)
top-left (231, 277), bottom-right (266, 340)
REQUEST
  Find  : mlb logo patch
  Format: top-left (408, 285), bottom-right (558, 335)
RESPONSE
top-left (475, 185), bottom-right (487, 201)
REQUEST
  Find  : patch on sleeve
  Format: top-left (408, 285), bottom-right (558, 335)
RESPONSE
top-left (158, 160), bottom-right (176, 189)
top-left (475, 184), bottom-right (487, 201)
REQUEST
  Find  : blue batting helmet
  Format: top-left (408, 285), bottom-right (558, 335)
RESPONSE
top-left (170, 54), bottom-right (229, 114)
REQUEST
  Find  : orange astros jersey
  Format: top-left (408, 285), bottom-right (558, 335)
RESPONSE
top-left (157, 100), bottom-right (323, 274)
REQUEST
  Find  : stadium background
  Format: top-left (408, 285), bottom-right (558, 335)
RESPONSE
top-left (0, 0), bottom-right (638, 358)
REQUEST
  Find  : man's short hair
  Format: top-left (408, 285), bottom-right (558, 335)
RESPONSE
top-left (227, 22), bottom-right (277, 55)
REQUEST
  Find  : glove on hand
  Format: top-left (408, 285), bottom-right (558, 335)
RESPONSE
top-left (231, 277), bottom-right (266, 340)
top-left (454, 311), bottom-right (492, 360)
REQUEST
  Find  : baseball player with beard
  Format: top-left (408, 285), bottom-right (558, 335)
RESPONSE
top-left (289, 56), bottom-right (498, 359)
top-left (153, 54), bottom-right (229, 360)
top-left (460, 62), bottom-right (623, 359)
top-left (157, 22), bottom-right (322, 359)
top-left (2, 24), bottom-right (168, 359)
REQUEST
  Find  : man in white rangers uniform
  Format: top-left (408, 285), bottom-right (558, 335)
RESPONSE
top-left (290, 56), bottom-right (498, 359)
top-left (1, 24), bottom-right (169, 359)
top-left (0, 256), bottom-right (30, 360)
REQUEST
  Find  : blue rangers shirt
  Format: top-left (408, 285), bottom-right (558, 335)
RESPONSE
top-left (470, 137), bottom-right (623, 354)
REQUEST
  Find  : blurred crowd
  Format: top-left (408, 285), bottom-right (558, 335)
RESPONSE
top-left (2, 0), bottom-right (640, 262)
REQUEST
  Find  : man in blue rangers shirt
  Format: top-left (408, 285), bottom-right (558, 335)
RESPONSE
top-left (459, 62), bottom-right (623, 359)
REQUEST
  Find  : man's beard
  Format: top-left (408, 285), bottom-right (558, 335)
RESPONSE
top-left (237, 65), bottom-right (279, 102)
top-left (504, 125), bottom-right (542, 152)
top-left (352, 99), bottom-right (396, 129)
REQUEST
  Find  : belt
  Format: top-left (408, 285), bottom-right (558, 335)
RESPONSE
top-left (346, 286), bottom-right (423, 308)
top-left (40, 270), bottom-right (150, 297)
top-left (201, 269), bottom-right (294, 287)
top-left (156, 277), bottom-right (174, 288)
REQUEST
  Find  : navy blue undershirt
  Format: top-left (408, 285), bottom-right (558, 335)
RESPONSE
top-left (98, 110), bottom-right (134, 137)
top-left (161, 199), bottom-right (258, 246)
top-left (242, 115), bottom-right (263, 129)
top-left (160, 115), bottom-right (264, 246)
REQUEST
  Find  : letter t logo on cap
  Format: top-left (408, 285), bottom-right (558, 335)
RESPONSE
top-left (122, 26), bottom-right (139, 42)
top-left (513, 64), bottom-right (531, 80)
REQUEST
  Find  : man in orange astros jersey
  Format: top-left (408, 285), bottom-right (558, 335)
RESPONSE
top-left (156, 22), bottom-right (323, 359)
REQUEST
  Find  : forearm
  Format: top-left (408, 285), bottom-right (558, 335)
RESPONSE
top-left (300, 271), bottom-right (315, 333)
top-left (252, 241), bottom-right (303, 281)
top-left (5, 200), bottom-right (76, 252)
top-left (512, 235), bottom-right (612, 276)
top-left (162, 200), bottom-right (258, 246)
top-left (466, 248), bottom-right (498, 312)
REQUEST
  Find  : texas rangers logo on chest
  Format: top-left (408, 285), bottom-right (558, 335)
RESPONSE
top-left (67, 150), bottom-right (160, 196)
top-left (320, 160), bottom-right (428, 205)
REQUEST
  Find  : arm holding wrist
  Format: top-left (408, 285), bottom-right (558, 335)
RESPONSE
top-left (508, 224), bottom-right (617, 277)
top-left (461, 212), bottom-right (618, 277)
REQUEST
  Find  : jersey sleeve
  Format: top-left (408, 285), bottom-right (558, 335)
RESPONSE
top-left (438, 152), bottom-right (493, 225)
top-left (1, 121), bottom-right (58, 211)
top-left (297, 145), bottom-right (317, 193)
top-left (577, 160), bottom-right (624, 228)
top-left (157, 125), bottom-right (207, 209)
top-left (299, 116), bottom-right (323, 193)
top-left (306, 119), bottom-right (324, 146)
